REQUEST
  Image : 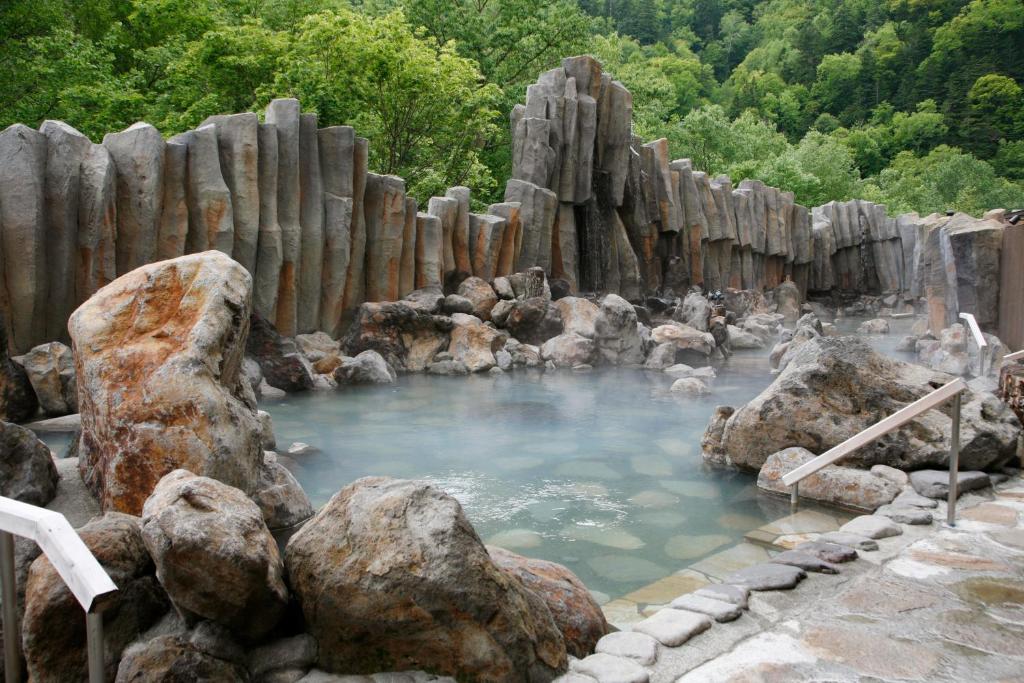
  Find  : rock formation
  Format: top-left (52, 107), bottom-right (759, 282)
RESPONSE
top-left (69, 251), bottom-right (263, 514)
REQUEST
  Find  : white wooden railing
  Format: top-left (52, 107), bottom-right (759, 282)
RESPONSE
top-left (782, 378), bottom-right (968, 526)
top-left (0, 497), bottom-right (117, 682)
top-left (959, 312), bottom-right (989, 376)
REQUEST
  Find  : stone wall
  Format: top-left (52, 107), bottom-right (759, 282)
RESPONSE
top-left (0, 56), bottom-right (1013, 354)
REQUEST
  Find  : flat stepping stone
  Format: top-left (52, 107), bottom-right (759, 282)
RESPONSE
top-left (669, 593), bottom-right (743, 622)
top-left (892, 489), bottom-right (938, 509)
top-left (724, 563), bottom-right (806, 590)
top-left (874, 504), bottom-right (933, 525)
top-left (819, 531), bottom-right (879, 551)
top-left (909, 470), bottom-right (990, 499)
top-left (794, 540), bottom-right (858, 563)
top-left (632, 608), bottom-right (712, 647)
top-left (571, 652), bottom-right (648, 682)
top-left (693, 583), bottom-right (750, 608)
top-left (840, 515), bottom-right (903, 539)
top-left (595, 631), bottom-right (659, 666)
top-left (769, 550), bottom-right (840, 574)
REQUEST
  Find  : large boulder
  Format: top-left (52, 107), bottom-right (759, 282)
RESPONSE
top-left (341, 300), bottom-right (451, 372)
top-left (704, 336), bottom-right (1021, 472)
top-left (651, 323), bottom-right (715, 357)
top-left (140, 470), bottom-right (288, 641)
top-left (246, 312), bottom-right (315, 392)
top-left (0, 313), bottom-right (38, 422)
top-left (23, 513), bottom-right (169, 683)
top-left (20, 341), bottom-right (77, 415)
top-left (504, 297), bottom-right (563, 346)
top-left (554, 297), bottom-right (600, 338)
top-left (457, 277), bottom-right (498, 321)
top-left (488, 546), bottom-right (610, 659)
top-left (285, 477), bottom-right (567, 680)
top-left (757, 447), bottom-right (900, 511)
top-left (674, 292), bottom-right (711, 331)
top-left (774, 280), bottom-right (801, 323)
top-left (334, 349), bottom-right (397, 384)
top-left (69, 252), bottom-right (264, 514)
top-left (115, 633), bottom-right (248, 682)
top-left (594, 294), bottom-right (645, 365)
top-left (0, 421), bottom-right (58, 505)
top-left (540, 333), bottom-right (595, 368)
top-left (448, 313), bottom-right (507, 372)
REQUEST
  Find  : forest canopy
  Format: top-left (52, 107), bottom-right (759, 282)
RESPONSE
top-left (2, 0), bottom-right (1021, 215)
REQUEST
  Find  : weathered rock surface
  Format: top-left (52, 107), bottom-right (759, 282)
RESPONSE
top-left (541, 333), bottom-right (595, 368)
top-left (488, 546), bottom-right (609, 659)
top-left (725, 563), bottom-right (806, 591)
top-left (334, 349), bottom-right (397, 384)
top-left (448, 313), bottom-right (506, 373)
top-left (757, 447), bottom-right (900, 511)
top-left (909, 469), bottom-right (991, 499)
top-left (651, 323), bottom-right (715, 357)
top-left (0, 420), bottom-right (59, 506)
top-left (594, 294), bottom-right (644, 365)
top-left (115, 633), bottom-right (249, 682)
top-left (457, 277), bottom-right (498, 321)
top-left (247, 312), bottom-right (315, 392)
top-left (285, 477), bottom-right (567, 679)
top-left (504, 298), bottom-right (563, 347)
top-left (555, 297), bottom-right (600, 338)
top-left (253, 451), bottom-right (314, 532)
top-left (675, 292), bottom-right (711, 331)
top-left (705, 336), bottom-right (1021, 472)
top-left (21, 341), bottom-right (77, 415)
top-left (342, 300), bottom-right (451, 372)
top-left (70, 252), bottom-right (264, 514)
top-left (141, 470), bottom-right (288, 640)
top-left (0, 314), bottom-right (39, 423)
top-left (23, 513), bottom-right (168, 682)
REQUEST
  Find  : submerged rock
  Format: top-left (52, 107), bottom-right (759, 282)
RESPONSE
top-left (488, 546), bottom-right (610, 659)
top-left (757, 447), bottom-right (900, 511)
top-left (141, 470), bottom-right (288, 641)
top-left (704, 336), bottom-right (1021, 472)
top-left (857, 318), bottom-right (890, 334)
top-left (284, 477), bottom-right (567, 679)
top-left (0, 420), bottom-right (58, 506)
top-left (70, 252), bottom-right (264, 514)
top-left (23, 513), bottom-right (168, 682)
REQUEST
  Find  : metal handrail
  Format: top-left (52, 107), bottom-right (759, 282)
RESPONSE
top-left (782, 378), bottom-right (968, 526)
top-left (1004, 349), bottom-right (1024, 363)
top-left (959, 312), bottom-right (988, 376)
top-left (0, 496), bottom-right (117, 682)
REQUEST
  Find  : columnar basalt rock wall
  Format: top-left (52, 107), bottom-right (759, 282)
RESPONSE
top-left (0, 57), bottom-right (1012, 353)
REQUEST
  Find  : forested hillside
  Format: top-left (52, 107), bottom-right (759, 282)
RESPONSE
top-left (2, 0), bottom-right (1021, 215)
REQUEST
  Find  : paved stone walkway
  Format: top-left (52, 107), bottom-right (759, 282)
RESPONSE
top-left (563, 476), bottom-right (1024, 682)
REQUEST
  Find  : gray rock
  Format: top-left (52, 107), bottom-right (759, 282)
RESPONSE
top-left (595, 631), bottom-right (658, 666)
top-left (102, 122), bottom-right (164, 276)
top-left (818, 531), bottom-right (879, 551)
top-left (670, 377), bottom-right (709, 395)
top-left (572, 653), bottom-right (647, 683)
top-left (115, 633), bottom-right (248, 682)
top-left (493, 276), bottom-right (514, 300)
top-left (158, 139), bottom-right (189, 261)
top-left (541, 333), bottom-right (595, 368)
top-left (495, 349), bottom-right (513, 371)
top-left (255, 121), bottom-right (284, 324)
top-left (675, 292), bottom-right (712, 331)
top-left (874, 505), bottom-right (933, 525)
top-left (265, 98), bottom-right (301, 337)
top-left (320, 193), bottom-right (353, 337)
top-left (284, 477), bottom-right (567, 678)
top-left (669, 593), bottom-right (743, 621)
top-left (253, 451), bottom-right (314, 531)
top-left (141, 470), bottom-right (288, 641)
top-left (249, 634), bottom-right (318, 680)
top-left (793, 541), bottom-right (858, 563)
top-left (594, 294), bottom-right (645, 365)
top-left (0, 124), bottom-right (47, 353)
top-left (892, 488), bottom-right (939, 509)
top-left (414, 212), bottom-right (443, 291)
top-left (870, 464), bottom-right (909, 487)
top-left (725, 563), bottom-right (806, 590)
top-left (77, 143), bottom-right (118, 303)
top-left (181, 125), bottom-right (234, 256)
top-left (0, 421), bottom-right (59, 506)
top-left (442, 294), bottom-right (475, 315)
top-left (364, 173), bottom-right (407, 302)
top-left (21, 342), bottom-right (76, 415)
top-left (446, 186), bottom-right (472, 275)
top-left (40, 120), bottom-right (91, 341)
top-left (248, 312), bottom-right (316, 392)
top-left (839, 515), bottom-right (903, 539)
top-left (297, 113), bottom-right (324, 333)
top-left (857, 318), bottom-right (890, 334)
top-left (202, 113), bottom-right (260, 275)
top-left (632, 608), bottom-right (712, 646)
top-left (727, 324), bottom-right (765, 349)
top-left (426, 360), bottom-right (469, 376)
top-left (769, 550), bottom-right (840, 574)
top-left (644, 342), bottom-right (677, 370)
top-left (335, 350), bottom-right (396, 384)
top-left (757, 447), bottom-right (900, 511)
top-left (909, 469), bottom-right (991, 499)
top-left (693, 583), bottom-right (749, 608)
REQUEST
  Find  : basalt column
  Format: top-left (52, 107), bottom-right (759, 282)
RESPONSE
top-left (266, 98), bottom-right (301, 337)
top-left (318, 125), bottom-right (355, 336)
top-left (103, 122), bottom-right (164, 276)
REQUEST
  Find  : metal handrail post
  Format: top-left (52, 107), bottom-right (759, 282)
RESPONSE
top-left (86, 612), bottom-right (104, 683)
top-left (0, 531), bottom-right (20, 683)
top-left (790, 482), bottom-right (799, 509)
top-left (946, 392), bottom-right (962, 526)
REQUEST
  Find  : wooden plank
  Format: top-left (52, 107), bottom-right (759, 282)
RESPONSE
top-left (782, 379), bottom-right (967, 487)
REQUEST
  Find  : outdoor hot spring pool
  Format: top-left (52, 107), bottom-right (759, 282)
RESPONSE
top-left (263, 351), bottom-right (790, 600)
